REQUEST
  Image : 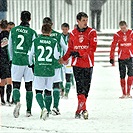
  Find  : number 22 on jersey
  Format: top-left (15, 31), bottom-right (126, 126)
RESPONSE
top-left (37, 45), bottom-right (52, 62)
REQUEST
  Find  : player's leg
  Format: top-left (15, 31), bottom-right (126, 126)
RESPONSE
top-left (0, 79), bottom-right (6, 105)
top-left (91, 10), bottom-right (95, 29)
top-left (64, 73), bottom-right (72, 98)
top-left (11, 65), bottom-right (24, 118)
top-left (96, 10), bottom-right (101, 31)
top-left (52, 68), bottom-right (62, 114)
top-left (6, 61), bottom-right (13, 105)
top-left (126, 57), bottom-right (133, 98)
top-left (45, 77), bottom-right (55, 115)
top-left (34, 76), bottom-right (47, 120)
top-left (73, 66), bottom-right (86, 118)
top-left (118, 59), bottom-right (126, 98)
top-left (24, 66), bottom-right (34, 116)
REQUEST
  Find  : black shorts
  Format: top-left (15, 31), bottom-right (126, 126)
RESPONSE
top-left (0, 62), bottom-right (11, 79)
top-left (73, 66), bottom-right (93, 98)
top-left (118, 57), bottom-right (133, 79)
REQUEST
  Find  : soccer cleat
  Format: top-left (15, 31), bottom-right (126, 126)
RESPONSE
top-left (26, 111), bottom-right (32, 117)
top-left (75, 112), bottom-right (81, 119)
top-left (1, 100), bottom-right (6, 106)
top-left (6, 101), bottom-right (12, 106)
top-left (126, 94), bottom-right (132, 99)
top-left (52, 107), bottom-right (61, 115)
top-left (119, 95), bottom-right (126, 99)
top-left (13, 102), bottom-right (21, 118)
top-left (40, 108), bottom-right (48, 120)
top-left (82, 110), bottom-right (88, 120)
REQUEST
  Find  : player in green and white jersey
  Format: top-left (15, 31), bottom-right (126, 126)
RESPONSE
top-left (8, 11), bottom-right (38, 118)
top-left (29, 23), bottom-right (60, 120)
top-left (61, 23), bottom-right (73, 98)
top-left (43, 17), bottom-right (67, 115)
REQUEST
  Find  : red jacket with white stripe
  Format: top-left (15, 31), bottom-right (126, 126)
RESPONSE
top-left (110, 29), bottom-right (133, 60)
top-left (62, 27), bottom-right (97, 68)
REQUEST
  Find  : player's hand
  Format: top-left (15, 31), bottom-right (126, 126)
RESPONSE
top-left (110, 59), bottom-right (114, 65)
top-left (0, 78), bottom-right (1, 83)
top-left (59, 58), bottom-right (68, 65)
top-left (70, 51), bottom-right (81, 58)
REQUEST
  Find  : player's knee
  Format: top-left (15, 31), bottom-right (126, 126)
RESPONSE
top-left (25, 81), bottom-right (32, 91)
top-left (13, 81), bottom-right (21, 89)
top-left (35, 90), bottom-right (43, 94)
top-left (53, 82), bottom-right (60, 88)
top-left (45, 89), bottom-right (52, 96)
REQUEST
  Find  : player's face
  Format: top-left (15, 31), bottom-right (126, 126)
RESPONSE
top-left (7, 24), bottom-right (15, 31)
top-left (62, 27), bottom-right (69, 35)
top-left (120, 25), bottom-right (128, 33)
top-left (77, 17), bottom-right (88, 29)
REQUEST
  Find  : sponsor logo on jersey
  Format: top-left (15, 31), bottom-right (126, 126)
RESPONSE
top-left (40, 40), bottom-right (51, 44)
top-left (74, 45), bottom-right (89, 50)
top-left (120, 43), bottom-right (131, 47)
top-left (16, 28), bottom-right (28, 33)
top-left (94, 37), bottom-right (97, 42)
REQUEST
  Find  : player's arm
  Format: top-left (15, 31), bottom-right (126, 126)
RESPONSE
top-left (8, 32), bottom-right (13, 61)
top-left (54, 42), bottom-right (60, 60)
top-left (110, 34), bottom-right (118, 64)
top-left (60, 36), bottom-right (68, 54)
top-left (29, 42), bottom-right (35, 66)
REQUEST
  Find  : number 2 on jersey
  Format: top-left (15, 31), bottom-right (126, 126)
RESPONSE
top-left (38, 46), bottom-right (52, 62)
top-left (16, 35), bottom-right (24, 50)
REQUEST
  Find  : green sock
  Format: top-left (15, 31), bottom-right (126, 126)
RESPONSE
top-left (60, 82), bottom-right (64, 92)
top-left (26, 91), bottom-right (33, 112)
top-left (44, 95), bottom-right (52, 112)
top-left (53, 88), bottom-right (60, 108)
top-left (65, 82), bottom-right (71, 95)
top-left (36, 93), bottom-right (45, 110)
top-left (13, 89), bottom-right (20, 104)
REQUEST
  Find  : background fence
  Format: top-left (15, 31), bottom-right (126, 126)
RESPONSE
top-left (7, 0), bottom-right (131, 31)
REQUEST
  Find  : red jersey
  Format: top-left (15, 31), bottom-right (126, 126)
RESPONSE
top-left (110, 29), bottom-right (133, 60)
top-left (62, 27), bottom-right (97, 68)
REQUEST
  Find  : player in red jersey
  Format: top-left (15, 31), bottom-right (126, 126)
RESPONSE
top-left (59, 12), bottom-right (97, 119)
top-left (110, 21), bottom-right (133, 99)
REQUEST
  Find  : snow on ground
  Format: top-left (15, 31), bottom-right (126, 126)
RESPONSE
top-left (0, 62), bottom-right (133, 133)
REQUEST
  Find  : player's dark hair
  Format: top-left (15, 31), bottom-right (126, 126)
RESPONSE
top-left (43, 17), bottom-right (53, 26)
top-left (119, 21), bottom-right (127, 26)
top-left (21, 11), bottom-right (31, 22)
top-left (76, 12), bottom-right (88, 21)
top-left (0, 19), bottom-right (8, 29)
top-left (61, 23), bottom-right (69, 29)
top-left (8, 21), bottom-right (15, 26)
top-left (42, 23), bottom-right (52, 34)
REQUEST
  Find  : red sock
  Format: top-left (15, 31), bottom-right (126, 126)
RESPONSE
top-left (120, 79), bottom-right (126, 95)
top-left (76, 94), bottom-right (86, 113)
top-left (127, 76), bottom-right (133, 95)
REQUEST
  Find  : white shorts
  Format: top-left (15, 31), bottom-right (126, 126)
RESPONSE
top-left (11, 64), bottom-right (33, 82)
top-left (53, 68), bottom-right (62, 83)
top-left (64, 65), bottom-right (73, 74)
top-left (33, 76), bottom-right (54, 91)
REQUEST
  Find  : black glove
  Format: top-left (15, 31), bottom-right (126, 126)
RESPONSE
top-left (28, 64), bottom-right (34, 73)
top-left (70, 51), bottom-right (81, 58)
top-left (110, 59), bottom-right (114, 65)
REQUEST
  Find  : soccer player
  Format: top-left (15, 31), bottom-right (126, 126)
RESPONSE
top-left (59, 12), bottom-right (97, 119)
top-left (8, 11), bottom-right (37, 118)
top-left (61, 23), bottom-right (73, 98)
top-left (110, 21), bottom-right (133, 99)
top-left (43, 17), bottom-right (67, 115)
top-left (0, 19), bottom-right (12, 106)
top-left (29, 23), bottom-right (60, 120)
